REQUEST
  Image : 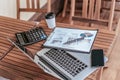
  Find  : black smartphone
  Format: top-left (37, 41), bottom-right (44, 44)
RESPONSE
top-left (91, 49), bottom-right (104, 67)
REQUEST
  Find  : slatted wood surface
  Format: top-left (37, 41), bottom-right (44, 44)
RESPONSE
top-left (0, 16), bottom-right (57, 80)
top-left (0, 16), bottom-right (118, 80)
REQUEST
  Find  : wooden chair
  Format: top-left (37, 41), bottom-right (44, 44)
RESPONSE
top-left (70, 0), bottom-right (116, 31)
top-left (62, 0), bottom-right (68, 17)
top-left (16, 0), bottom-right (51, 19)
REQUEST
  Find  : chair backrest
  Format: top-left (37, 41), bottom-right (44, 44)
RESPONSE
top-left (70, 0), bottom-right (116, 31)
top-left (82, 0), bottom-right (101, 19)
top-left (16, 0), bottom-right (51, 19)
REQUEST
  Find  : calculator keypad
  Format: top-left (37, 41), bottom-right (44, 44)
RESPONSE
top-left (16, 27), bottom-right (47, 45)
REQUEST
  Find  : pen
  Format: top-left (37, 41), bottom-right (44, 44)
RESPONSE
top-left (63, 37), bottom-right (84, 44)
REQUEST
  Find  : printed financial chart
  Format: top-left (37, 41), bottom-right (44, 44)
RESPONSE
top-left (44, 27), bottom-right (98, 52)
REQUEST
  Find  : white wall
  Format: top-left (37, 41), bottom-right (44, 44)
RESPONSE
top-left (0, 0), bottom-right (16, 18)
top-left (0, 0), bottom-right (47, 20)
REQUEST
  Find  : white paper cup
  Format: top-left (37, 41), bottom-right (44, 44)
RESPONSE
top-left (45, 12), bottom-right (56, 29)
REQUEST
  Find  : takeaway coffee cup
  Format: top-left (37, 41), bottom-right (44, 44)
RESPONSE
top-left (45, 12), bottom-right (56, 29)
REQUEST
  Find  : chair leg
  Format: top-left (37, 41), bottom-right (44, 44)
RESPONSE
top-left (17, 11), bottom-right (20, 19)
top-left (47, 0), bottom-right (51, 12)
top-left (70, 0), bottom-right (75, 24)
top-left (108, 0), bottom-right (115, 31)
top-left (16, 0), bottom-right (20, 19)
top-left (62, 0), bottom-right (68, 17)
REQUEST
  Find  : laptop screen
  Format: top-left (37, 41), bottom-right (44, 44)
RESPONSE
top-left (8, 38), bottom-right (34, 60)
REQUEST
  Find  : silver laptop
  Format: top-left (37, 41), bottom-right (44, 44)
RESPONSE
top-left (8, 38), bottom-right (106, 80)
top-left (34, 49), bottom-right (100, 80)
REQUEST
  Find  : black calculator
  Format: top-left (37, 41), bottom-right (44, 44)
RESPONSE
top-left (15, 27), bottom-right (47, 46)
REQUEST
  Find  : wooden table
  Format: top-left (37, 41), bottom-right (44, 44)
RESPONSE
top-left (0, 16), bottom-right (118, 80)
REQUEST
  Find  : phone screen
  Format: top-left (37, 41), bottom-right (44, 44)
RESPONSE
top-left (91, 49), bottom-right (104, 67)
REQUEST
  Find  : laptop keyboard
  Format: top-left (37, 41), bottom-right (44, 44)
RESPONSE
top-left (43, 48), bottom-right (88, 77)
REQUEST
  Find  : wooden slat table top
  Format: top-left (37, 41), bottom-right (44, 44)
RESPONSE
top-left (0, 16), bottom-right (116, 80)
top-left (0, 16), bottom-right (58, 80)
